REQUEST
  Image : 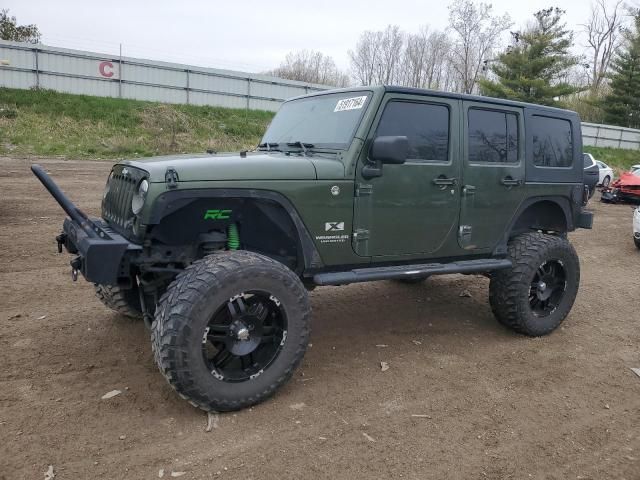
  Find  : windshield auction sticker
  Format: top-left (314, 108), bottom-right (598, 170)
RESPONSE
top-left (334, 96), bottom-right (367, 112)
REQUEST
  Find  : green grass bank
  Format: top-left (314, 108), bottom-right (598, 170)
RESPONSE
top-left (0, 88), bottom-right (274, 159)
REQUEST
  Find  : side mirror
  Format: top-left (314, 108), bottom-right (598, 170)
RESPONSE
top-left (369, 136), bottom-right (409, 165)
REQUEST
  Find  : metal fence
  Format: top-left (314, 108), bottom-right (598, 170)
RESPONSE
top-left (0, 40), bottom-right (330, 111)
top-left (582, 122), bottom-right (640, 151)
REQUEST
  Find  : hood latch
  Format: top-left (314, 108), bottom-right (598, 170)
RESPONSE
top-left (165, 167), bottom-right (179, 189)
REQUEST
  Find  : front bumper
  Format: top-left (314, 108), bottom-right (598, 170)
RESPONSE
top-left (58, 217), bottom-right (140, 285)
top-left (31, 164), bottom-right (140, 285)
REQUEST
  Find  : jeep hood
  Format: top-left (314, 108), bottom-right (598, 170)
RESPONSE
top-left (121, 152), bottom-right (345, 182)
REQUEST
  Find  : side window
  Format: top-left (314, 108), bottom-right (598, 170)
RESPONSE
top-left (583, 154), bottom-right (593, 168)
top-left (532, 116), bottom-right (573, 168)
top-left (468, 109), bottom-right (519, 163)
top-left (376, 101), bottom-right (449, 162)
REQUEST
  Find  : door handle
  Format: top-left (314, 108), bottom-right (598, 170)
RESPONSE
top-left (433, 175), bottom-right (458, 187)
top-left (501, 176), bottom-right (522, 187)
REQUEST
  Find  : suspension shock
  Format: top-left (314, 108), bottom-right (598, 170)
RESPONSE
top-left (227, 223), bottom-right (240, 250)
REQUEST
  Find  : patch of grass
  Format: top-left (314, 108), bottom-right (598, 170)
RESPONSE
top-left (0, 87), bottom-right (274, 159)
top-left (584, 146), bottom-right (640, 173)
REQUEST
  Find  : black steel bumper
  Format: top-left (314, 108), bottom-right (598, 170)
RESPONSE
top-left (31, 164), bottom-right (140, 285)
top-left (58, 217), bottom-right (140, 284)
top-left (576, 209), bottom-right (594, 229)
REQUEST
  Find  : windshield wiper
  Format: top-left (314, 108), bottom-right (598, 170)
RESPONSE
top-left (257, 142), bottom-right (281, 152)
top-left (286, 141), bottom-right (315, 156)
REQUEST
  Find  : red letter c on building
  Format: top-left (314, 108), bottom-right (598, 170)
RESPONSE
top-left (99, 61), bottom-right (114, 78)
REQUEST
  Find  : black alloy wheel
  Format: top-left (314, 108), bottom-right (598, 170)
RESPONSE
top-left (203, 291), bottom-right (287, 382)
top-left (529, 260), bottom-right (566, 317)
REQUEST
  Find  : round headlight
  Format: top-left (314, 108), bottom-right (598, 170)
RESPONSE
top-left (131, 179), bottom-right (149, 215)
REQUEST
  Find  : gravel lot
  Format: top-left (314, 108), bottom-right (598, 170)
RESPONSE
top-left (1, 157), bottom-right (639, 480)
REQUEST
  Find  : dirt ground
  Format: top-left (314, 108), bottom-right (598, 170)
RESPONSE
top-left (1, 157), bottom-right (639, 480)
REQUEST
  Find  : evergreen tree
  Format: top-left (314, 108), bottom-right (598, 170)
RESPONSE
top-left (603, 11), bottom-right (640, 129)
top-left (479, 8), bottom-right (581, 105)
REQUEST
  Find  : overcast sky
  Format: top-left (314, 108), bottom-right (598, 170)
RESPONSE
top-left (5, 0), bottom-right (612, 73)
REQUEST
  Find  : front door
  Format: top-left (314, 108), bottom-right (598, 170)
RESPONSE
top-left (353, 95), bottom-right (461, 257)
top-left (458, 101), bottom-right (526, 251)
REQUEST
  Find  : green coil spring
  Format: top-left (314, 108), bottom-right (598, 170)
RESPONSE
top-left (227, 223), bottom-right (240, 250)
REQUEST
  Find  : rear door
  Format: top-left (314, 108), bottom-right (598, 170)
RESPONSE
top-left (459, 102), bottom-right (526, 251)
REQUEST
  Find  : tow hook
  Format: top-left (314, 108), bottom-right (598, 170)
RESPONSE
top-left (70, 257), bottom-right (82, 282)
top-left (55, 233), bottom-right (67, 253)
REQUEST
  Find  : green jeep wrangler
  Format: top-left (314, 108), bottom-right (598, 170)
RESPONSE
top-left (33, 86), bottom-right (593, 412)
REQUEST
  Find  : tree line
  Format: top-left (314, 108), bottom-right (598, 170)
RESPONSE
top-left (268, 0), bottom-right (640, 129)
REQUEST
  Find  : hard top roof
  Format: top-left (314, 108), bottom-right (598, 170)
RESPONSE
top-left (288, 85), bottom-right (576, 116)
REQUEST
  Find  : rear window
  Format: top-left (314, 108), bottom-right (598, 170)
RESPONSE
top-left (532, 116), bottom-right (573, 168)
top-left (376, 101), bottom-right (449, 162)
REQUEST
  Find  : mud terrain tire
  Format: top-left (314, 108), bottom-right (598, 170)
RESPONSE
top-left (94, 284), bottom-right (142, 319)
top-left (151, 251), bottom-right (311, 412)
top-left (489, 233), bottom-right (579, 336)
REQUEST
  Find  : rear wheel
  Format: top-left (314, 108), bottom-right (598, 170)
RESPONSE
top-left (151, 251), bottom-right (311, 411)
top-left (635, 237), bottom-right (640, 250)
top-left (489, 233), bottom-right (579, 336)
top-left (94, 284), bottom-right (142, 319)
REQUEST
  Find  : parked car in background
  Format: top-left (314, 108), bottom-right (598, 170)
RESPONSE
top-left (634, 206), bottom-right (640, 249)
top-left (583, 154), bottom-right (599, 199)
top-left (583, 153), bottom-right (614, 187)
top-left (631, 164), bottom-right (640, 175)
top-left (595, 160), bottom-right (614, 186)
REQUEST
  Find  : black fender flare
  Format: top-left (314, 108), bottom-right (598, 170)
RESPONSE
top-left (493, 196), bottom-right (573, 256)
top-left (147, 188), bottom-right (323, 272)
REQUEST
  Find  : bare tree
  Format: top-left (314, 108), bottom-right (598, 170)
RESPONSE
top-left (348, 31), bottom-right (383, 85)
top-left (401, 27), bottom-right (454, 89)
top-left (349, 26), bottom-right (404, 85)
top-left (267, 50), bottom-right (350, 87)
top-left (375, 25), bottom-right (404, 84)
top-left (582, 0), bottom-right (624, 92)
top-left (447, 0), bottom-right (512, 94)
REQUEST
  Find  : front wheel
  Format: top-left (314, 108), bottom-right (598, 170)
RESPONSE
top-left (635, 237), bottom-right (640, 250)
top-left (489, 233), bottom-right (580, 336)
top-left (94, 284), bottom-right (142, 319)
top-left (151, 251), bottom-right (311, 411)
top-left (602, 176), bottom-right (611, 187)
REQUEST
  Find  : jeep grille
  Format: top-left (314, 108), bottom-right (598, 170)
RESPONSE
top-left (102, 165), bottom-right (147, 238)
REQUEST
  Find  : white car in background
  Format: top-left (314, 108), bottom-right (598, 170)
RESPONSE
top-left (634, 206), bottom-right (640, 250)
top-left (631, 164), bottom-right (640, 175)
top-left (584, 154), bottom-right (615, 187)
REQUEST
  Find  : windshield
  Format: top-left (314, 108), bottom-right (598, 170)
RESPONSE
top-left (261, 92), bottom-right (371, 150)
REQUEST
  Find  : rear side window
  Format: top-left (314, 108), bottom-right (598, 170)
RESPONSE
top-left (583, 154), bottom-right (593, 168)
top-left (376, 101), bottom-right (449, 162)
top-left (468, 109), bottom-right (519, 163)
top-left (532, 116), bottom-right (573, 168)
